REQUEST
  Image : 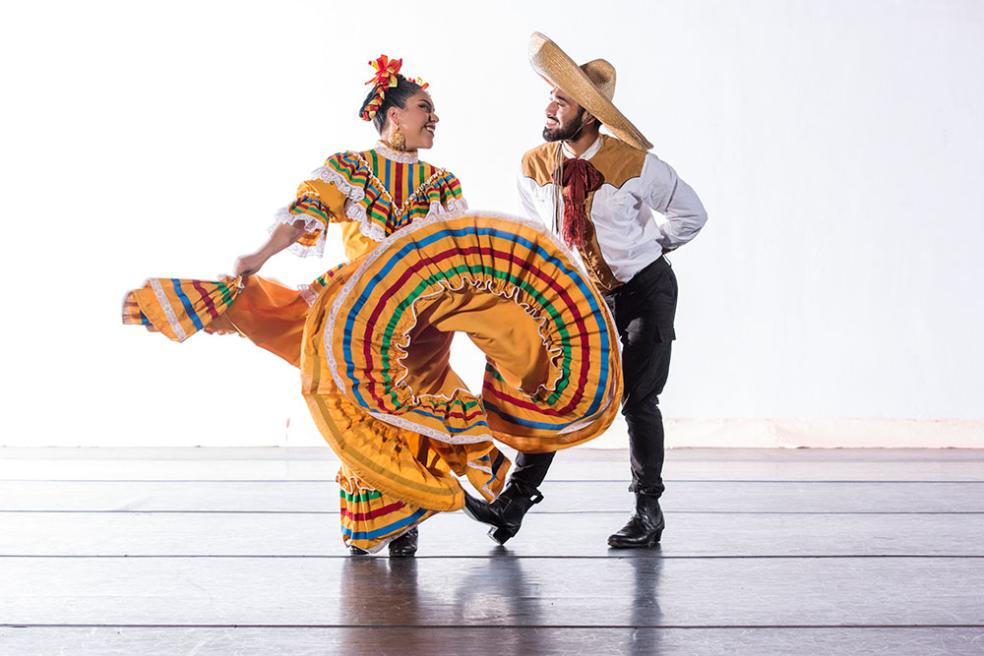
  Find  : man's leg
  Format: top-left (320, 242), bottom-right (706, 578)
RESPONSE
top-left (623, 341), bottom-right (672, 498)
top-left (608, 258), bottom-right (677, 547)
top-left (511, 451), bottom-right (556, 489)
top-left (461, 450), bottom-right (555, 544)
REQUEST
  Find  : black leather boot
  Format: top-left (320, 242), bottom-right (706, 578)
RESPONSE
top-left (387, 527), bottom-right (419, 557)
top-left (607, 494), bottom-right (664, 548)
top-left (462, 480), bottom-right (543, 545)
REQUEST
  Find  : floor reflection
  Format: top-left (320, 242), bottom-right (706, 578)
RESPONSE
top-left (452, 548), bottom-right (546, 656)
top-left (332, 544), bottom-right (665, 655)
top-left (625, 550), bottom-right (665, 655)
top-left (337, 556), bottom-right (425, 651)
top-left (334, 548), bottom-right (547, 655)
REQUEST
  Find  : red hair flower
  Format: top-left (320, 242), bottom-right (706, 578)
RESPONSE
top-left (359, 55), bottom-right (429, 122)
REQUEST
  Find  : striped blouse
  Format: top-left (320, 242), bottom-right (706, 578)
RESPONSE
top-left (273, 144), bottom-right (466, 261)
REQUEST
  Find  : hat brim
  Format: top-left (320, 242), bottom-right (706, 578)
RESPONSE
top-left (528, 32), bottom-right (652, 152)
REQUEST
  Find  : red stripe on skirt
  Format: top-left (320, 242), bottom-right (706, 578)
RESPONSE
top-left (340, 501), bottom-right (406, 522)
top-left (191, 280), bottom-right (220, 319)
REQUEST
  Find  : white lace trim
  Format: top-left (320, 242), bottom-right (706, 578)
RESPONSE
top-left (344, 200), bottom-right (387, 243)
top-left (286, 242), bottom-right (325, 258)
top-left (440, 197), bottom-right (469, 214)
top-left (149, 278), bottom-right (187, 342)
top-left (374, 141), bottom-right (419, 164)
top-left (270, 206), bottom-right (326, 259)
top-left (348, 194), bottom-right (466, 245)
top-left (343, 521), bottom-right (422, 554)
top-left (311, 161), bottom-right (391, 244)
top-left (368, 411), bottom-right (493, 445)
top-left (298, 283), bottom-right (320, 306)
top-left (323, 210), bottom-right (617, 445)
top-left (312, 165), bottom-right (367, 203)
top-left (466, 458), bottom-right (500, 500)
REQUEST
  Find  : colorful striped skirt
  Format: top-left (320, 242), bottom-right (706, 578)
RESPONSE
top-left (123, 213), bottom-right (622, 552)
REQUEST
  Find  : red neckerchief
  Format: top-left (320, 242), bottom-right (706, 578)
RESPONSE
top-left (554, 157), bottom-right (605, 249)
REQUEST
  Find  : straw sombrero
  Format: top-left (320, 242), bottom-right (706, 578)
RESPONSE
top-left (528, 32), bottom-right (652, 151)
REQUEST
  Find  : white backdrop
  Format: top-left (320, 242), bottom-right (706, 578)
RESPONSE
top-left (1, 0), bottom-right (981, 447)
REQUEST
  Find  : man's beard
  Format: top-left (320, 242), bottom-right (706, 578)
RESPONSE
top-left (543, 111), bottom-right (585, 142)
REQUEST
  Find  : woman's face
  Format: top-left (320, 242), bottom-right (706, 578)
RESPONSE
top-left (387, 90), bottom-right (439, 150)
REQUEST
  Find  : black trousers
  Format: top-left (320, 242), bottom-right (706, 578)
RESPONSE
top-left (509, 257), bottom-right (678, 499)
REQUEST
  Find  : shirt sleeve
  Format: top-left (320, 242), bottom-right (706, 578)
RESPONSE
top-left (641, 153), bottom-right (707, 252)
top-left (270, 154), bottom-right (356, 258)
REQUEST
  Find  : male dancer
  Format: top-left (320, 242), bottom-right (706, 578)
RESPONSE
top-left (464, 33), bottom-right (707, 548)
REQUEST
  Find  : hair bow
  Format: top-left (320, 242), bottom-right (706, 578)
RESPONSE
top-left (366, 55), bottom-right (403, 89)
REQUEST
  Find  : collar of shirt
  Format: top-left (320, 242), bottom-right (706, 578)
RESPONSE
top-left (375, 141), bottom-right (419, 164)
top-left (561, 135), bottom-right (603, 161)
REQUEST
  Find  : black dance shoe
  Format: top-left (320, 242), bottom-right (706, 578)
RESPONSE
top-left (462, 480), bottom-right (544, 545)
top-left (607, 494), bottom-right (665, 548)
top-left (349, 546), bottom-right (369, 556)
top-left (388, 527), bottom-right (419, 557)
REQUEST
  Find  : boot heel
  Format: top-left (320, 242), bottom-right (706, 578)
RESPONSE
top-left (490, 526), bottom-right (516, 545)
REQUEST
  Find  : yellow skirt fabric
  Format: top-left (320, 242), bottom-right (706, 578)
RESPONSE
top-left (123, 213), bottom-right (622, 552)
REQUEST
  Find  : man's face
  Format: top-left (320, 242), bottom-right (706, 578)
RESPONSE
top-left (543, 87), bottom-right (585, 142)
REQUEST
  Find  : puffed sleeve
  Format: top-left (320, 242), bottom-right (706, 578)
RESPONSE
top-left (271, 152), bottom-right (365, 258)
top-left (428, 170), bottom-right (468, 214)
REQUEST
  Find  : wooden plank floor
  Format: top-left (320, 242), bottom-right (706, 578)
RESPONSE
top-left (1, 448), bottom-right (982, 655)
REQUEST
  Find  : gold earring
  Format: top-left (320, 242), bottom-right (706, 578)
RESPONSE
top-left (391, 125), bottom-right (406, 151)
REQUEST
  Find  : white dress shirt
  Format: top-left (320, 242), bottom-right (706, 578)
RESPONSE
top-left (518, 135), bottom-right (707, 284)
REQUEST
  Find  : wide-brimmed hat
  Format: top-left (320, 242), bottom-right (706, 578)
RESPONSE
top-left (528, 32), bottom-right (652, 151)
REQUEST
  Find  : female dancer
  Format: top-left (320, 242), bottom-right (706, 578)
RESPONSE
top-left (124, 55), bottom-right (621, 556)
